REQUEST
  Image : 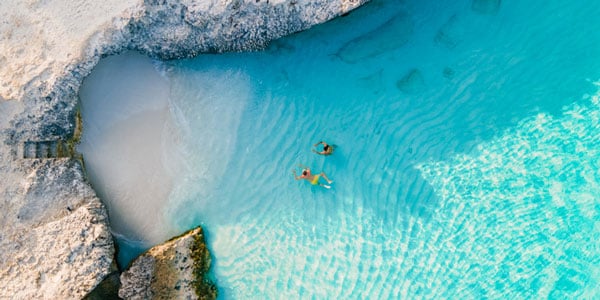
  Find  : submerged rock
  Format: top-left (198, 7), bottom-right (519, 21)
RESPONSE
top-left (435, 14), bottom-right (462, 49)
top-left (472, 0), bottom-right (501, 15)
top-left (119, 226), bottom-right (216, 300)
top-left (337, 13), bottom-right (413, 63)
top-left (443, 67), bottom-right (456, 79)
top-left (396, 68), bottom-right (425, 94)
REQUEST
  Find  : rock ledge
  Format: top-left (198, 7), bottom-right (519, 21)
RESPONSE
top-left (119, 226), bottom-right (216, 300)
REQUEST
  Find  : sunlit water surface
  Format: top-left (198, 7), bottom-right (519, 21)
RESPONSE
top-left (79, 0), bottom-right (600, 298)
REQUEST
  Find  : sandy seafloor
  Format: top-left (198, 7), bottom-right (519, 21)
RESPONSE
top-left (47, 0), bottom-right (600, 298)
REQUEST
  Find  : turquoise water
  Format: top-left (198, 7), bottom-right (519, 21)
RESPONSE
top-left (80, 0), bottom-right (600, 298)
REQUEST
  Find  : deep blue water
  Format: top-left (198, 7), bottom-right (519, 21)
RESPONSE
top-left (80, 0), bottom-right (600, 298)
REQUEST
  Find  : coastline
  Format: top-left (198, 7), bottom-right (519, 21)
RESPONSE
top-left (0, 0), bottom-right (368, 297)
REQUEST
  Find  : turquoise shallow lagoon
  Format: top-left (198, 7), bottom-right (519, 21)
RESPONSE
top-left (80, 0), bottom-right (600, 298)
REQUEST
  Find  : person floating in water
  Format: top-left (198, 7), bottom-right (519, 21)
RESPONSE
top-left (312, 141), bottom-right (334, 156)
top-left (293, 165), bottom-right (333, 189)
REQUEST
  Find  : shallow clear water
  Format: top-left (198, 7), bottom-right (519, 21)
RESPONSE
top-left (80, 0), bottom-right (600, 298)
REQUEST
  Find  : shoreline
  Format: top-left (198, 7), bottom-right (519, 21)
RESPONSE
top-left (0, 0), bottom-right (368, 297)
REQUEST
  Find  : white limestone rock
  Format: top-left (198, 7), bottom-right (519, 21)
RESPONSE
top-left (119, 226), bottom-right (216, 300)
top-left (0, 0), bottom-right (367, 106)
top-left (0, 0), bottom-right (139, 102)
top-left (0, 159), bottom-right (114, 299)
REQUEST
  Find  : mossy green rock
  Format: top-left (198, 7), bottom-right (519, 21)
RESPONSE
top-left (118, 226), bottom-right (217, 300)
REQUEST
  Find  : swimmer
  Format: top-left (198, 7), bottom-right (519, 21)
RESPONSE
top-left (293, 165), bottom-right (333, 189)
top-left (312, 141), bottom-right (334, 156)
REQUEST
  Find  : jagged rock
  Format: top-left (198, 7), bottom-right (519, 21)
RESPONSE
top-left (119, 227), bottom-right (216, 300)
top-left (0, 158), bottom-right (114, 299)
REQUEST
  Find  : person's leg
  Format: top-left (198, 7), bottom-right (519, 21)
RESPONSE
top-left (320, 172), bottom-right (332, 184)
top-left (319, 183), bottom-right (331, 189)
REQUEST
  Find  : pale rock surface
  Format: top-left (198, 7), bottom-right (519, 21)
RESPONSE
top-left (0, 0), bottom-right (139, 101)
top-left (1, 0), bottom-right (366, 106)
top-left (0, 158), bottom-right (114, 299)
top-left (119, 227), bottom-right (216, 300)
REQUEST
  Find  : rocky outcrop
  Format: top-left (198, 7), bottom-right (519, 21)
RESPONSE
top-left (119, 227), bottom-right (216, 299)
top-left (0, 158), bottom-right (114, 299)
top-left (0, 0), bottom-right (368, 297)
top-left (1, 0), bottom-right (367, 145)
